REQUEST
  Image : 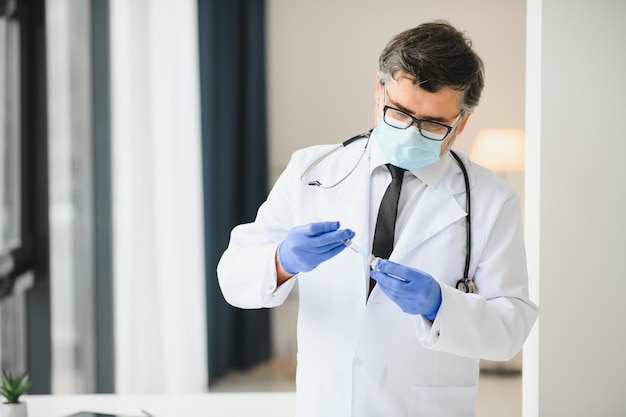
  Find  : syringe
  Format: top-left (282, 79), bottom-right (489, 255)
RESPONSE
top-left (342, 239), bottom-right (407, 280)
top-left (342, 239), bottom-right (378, 268)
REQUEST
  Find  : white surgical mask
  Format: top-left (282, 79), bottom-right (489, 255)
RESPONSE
top-left (373, 119), bottom-right (444, 170)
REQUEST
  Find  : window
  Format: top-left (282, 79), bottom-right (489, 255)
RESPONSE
top-left (1, 0), bottom-right (52, 392)
top-left (0, 0), bottom-right (20, 271)
top-left (0, 0), bottom-right (30, 377)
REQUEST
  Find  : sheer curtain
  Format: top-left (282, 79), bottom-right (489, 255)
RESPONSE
top-left (110, 0), bottom-right (207, 393)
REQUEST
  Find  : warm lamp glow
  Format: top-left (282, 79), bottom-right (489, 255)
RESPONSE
top-left (470, 128), bottom-right (525, 172)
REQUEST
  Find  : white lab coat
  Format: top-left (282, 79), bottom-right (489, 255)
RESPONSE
top-left (217, 134), bottom-right (538, 417)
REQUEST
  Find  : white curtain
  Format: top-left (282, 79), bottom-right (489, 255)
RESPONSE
top-left (110, 0), bottom-right (207, 393)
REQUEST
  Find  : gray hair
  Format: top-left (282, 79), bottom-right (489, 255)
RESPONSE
top-left (378, 20), bottom-right (485, 115)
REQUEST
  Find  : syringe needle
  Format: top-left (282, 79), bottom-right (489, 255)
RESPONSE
top-left (342, 238), bottom-right (362, 254)
top-left (343, 239), bottom-right (376, 265)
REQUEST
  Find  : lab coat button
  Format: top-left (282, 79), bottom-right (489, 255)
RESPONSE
top-left (435, 330), bottom-right (441, 338)
top-left (355, 358), bottom-right (365, 367)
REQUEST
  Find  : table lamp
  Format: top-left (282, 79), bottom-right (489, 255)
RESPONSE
top-left (470, 128), bottom-right (525, 173)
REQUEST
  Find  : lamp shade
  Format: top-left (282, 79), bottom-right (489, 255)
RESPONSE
top-left (470, 128), bottom-right (525, 172)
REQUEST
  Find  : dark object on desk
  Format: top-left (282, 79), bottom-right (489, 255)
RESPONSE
top-left (66, 413), bottom-right (144, 417)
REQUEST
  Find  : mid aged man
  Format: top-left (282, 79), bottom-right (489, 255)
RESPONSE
top-left (218, 20), bottom-right (538, 417)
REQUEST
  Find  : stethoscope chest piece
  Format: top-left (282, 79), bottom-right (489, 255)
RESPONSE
top-left (456, 278), bottom-right (476, 294)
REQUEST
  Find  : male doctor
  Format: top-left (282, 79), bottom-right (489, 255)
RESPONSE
top-left (218, 20), bottom-right (538, 417)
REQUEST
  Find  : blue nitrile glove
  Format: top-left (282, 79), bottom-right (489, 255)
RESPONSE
top-left (370, 259), bottom-right (442, 320)
top-left (278, 221), bottom-right (355, 275)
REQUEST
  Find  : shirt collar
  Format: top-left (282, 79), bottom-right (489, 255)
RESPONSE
top-left (369, 132), bottom-right (450, 188)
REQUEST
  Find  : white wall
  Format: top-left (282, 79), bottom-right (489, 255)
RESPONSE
top-left (525, 0), bottom-right (626, 415)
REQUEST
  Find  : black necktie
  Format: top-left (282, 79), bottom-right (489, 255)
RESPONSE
top-left (370, 164), bottom-right (406, 296)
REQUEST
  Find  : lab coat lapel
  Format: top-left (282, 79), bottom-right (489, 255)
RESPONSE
top-left (391, 171), bottom-right (467, 261)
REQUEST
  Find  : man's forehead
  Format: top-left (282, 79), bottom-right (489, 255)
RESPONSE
top-left (386, 75), bottom-right (463, 120)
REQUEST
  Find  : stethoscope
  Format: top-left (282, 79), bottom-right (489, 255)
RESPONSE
top-left (300, 131), bottom-right (476, 293)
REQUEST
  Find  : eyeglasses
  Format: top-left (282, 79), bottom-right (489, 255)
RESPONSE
top-left (382, 105), bottom-right (461, 141)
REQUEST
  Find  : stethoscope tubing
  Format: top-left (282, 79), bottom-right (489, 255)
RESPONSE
top-left (450, 150), bottom-right (472, 281)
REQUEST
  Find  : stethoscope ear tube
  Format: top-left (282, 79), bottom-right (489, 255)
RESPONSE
top-left (342, 130), bottom-right (372, 147)
top-left (300, 131), bottom-right (372, 189)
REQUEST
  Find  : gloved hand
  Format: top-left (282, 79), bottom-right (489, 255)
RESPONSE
top-left (278, 221), bottom-right (355, 275)
top-left (370, 259), bottom-right (442, 320)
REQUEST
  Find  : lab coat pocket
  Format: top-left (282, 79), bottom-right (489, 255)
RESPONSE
top-left (409, 384), bottom-right (477, 417)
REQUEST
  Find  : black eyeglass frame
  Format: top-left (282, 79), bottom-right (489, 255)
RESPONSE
top-left (382, 105), bottom-right (461, 141)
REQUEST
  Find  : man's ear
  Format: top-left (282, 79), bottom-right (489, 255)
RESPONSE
top-left (374, 73), bottom-right (386, 124)
top-left (456, 112), bottom-right (472, 136)
top-left (375, 72), bottom-right (384, 108)
top-left (440, 112), bottom-right (473, 156)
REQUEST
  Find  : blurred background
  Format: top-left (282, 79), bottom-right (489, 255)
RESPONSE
top-left (1, 0), bottom-right (625, 416)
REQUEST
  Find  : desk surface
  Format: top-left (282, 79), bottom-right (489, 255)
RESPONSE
top-left (22, 392), bottom-right (297, 417)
